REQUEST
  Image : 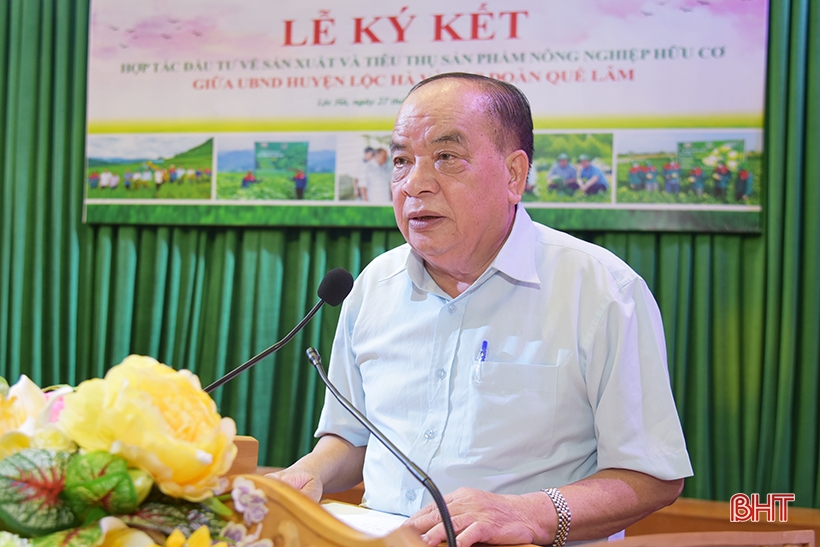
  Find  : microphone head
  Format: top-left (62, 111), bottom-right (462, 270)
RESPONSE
top-left (317, 268), bottom-right (354, 306)
top-left (306, 347), bottom-right (321, 366)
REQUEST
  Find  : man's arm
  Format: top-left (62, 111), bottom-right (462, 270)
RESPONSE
top-left (406, 468), bottom-right (683, 547)
top-left (265, 434), bottom-right (366, 502)
top-left (579, 172), bottom-right (601, 191)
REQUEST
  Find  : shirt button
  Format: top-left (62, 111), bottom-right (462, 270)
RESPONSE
top-left (436, 369), bottom-right (446, 379)
top-left (406, 490), bottom-right (417, 501)
top-left (448, 304), bottom-right (456, 313)
top-left (424, 429), bottom-right (436, 440)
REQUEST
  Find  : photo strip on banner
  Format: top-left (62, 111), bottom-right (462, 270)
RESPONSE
top-left (84, 0), bottom-right (768, 232)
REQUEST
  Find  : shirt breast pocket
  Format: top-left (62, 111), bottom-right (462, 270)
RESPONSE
top-left (458, 360), bottom-right (560, 469)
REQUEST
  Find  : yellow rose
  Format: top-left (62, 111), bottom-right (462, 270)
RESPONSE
top-left (0, 375), bottom-right (47, 458)
top-left (98, 517), bottom-right (156, 547)
top-left (162, 528), bottom-right (227, 547)
top-left (58, 355), bottom-right (237, 501)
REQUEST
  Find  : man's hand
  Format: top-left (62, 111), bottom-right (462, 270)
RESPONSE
top-left (263, 434), bottom-right (366, 504)
top-left (405, 487), bottom-right (552, 547)
top-left (265, 468), bottom-right (324, 502)
top-left (405, 470), bottom-right (683, 547)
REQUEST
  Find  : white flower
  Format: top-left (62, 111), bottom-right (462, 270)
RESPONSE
top-left (0, 531), bottom-right (31, 547)
top-left (220, 523), bottom-right (272, 547)
top-left (231, 476), bottom-right (269, 526)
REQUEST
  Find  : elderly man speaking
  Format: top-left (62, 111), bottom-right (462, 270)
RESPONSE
top-left (269, 73), bottom-right (692, 547)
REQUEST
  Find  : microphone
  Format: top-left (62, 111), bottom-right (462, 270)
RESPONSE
top-left (306, 347), bottom-right (457, 547)
top-left (203, 268), bottom-right (354, 393)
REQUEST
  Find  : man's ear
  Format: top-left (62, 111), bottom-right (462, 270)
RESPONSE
top-left (506, 150), bottom-right (530, 204)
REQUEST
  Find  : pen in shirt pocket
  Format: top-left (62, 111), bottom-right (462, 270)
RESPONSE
top-left (478, 340), bottom-right (488, 362)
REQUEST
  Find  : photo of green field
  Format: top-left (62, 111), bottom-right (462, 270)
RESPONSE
top-left (217, 135), bottom-right (336, 201)
top-left (217, 171), bottom-right (334, 200)
top-left (615, 131), bottom-right (763, 205)
top-left (525, 133), bottom-right (614, 204)
top-left (86, 137), bottom-right (213, 200)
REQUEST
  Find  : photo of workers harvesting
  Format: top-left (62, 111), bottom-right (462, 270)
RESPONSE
top-left (86, 136), bottom-right (213, 200)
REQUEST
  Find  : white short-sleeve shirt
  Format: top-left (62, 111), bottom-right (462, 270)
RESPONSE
top-left (316, 206), bottom-right (692, 518)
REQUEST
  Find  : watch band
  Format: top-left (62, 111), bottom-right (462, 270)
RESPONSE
top-left (542, 487), bottom-right (571, 547)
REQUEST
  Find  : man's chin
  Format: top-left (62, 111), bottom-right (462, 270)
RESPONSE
top-left (407, 236), bottom-right (448, 258)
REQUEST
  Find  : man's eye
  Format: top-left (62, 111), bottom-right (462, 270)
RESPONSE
top-left (393, 157), bottom-right (408, 167)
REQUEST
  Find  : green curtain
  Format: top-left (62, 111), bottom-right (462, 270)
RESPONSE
top-left (1, 0), bottom-right (818, 508)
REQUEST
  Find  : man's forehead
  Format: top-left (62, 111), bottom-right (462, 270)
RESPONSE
top-left (391, 81), bottom-right (494, 148)
top-left (398, 81), bottom-right (487, 122)
top-left (391, 120), bottom-right (469, 146)
top-left (391, 108), bottom-right (486, 151)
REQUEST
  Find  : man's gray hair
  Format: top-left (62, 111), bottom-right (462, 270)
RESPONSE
top-left (407, 72), bottom-right (534, 165)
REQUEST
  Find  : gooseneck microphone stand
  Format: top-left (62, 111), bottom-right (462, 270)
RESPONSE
top-left (306, 347), bottom-right (457, 547)
top-left (204, 268), bottom-right (354, 394)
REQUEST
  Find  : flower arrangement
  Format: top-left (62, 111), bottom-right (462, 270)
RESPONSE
top-left (0, 356), bottom-right (269, 547)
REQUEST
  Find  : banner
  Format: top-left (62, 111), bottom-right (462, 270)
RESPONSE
top-left (84, 0), bottom-right (768, 232)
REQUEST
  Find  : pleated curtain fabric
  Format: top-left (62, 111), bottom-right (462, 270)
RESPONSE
top-left (0, 0), bottom-right (818, 507)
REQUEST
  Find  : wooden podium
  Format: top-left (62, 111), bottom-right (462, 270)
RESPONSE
top-left (227, 436), bottom-right (427, 547)
top-left (229, 437), bottom-right (817, 547)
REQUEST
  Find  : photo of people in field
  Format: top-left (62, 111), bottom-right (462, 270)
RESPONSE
top-left (526, 133), bottom-right (614, 203)
top-left (86, 135), bottom-right (213, 199)
top-left (615, 130), bottom-right (763, 205)
top-left (216, 133), bottom-right (336, 201)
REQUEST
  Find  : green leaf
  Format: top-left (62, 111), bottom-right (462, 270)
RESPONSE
top-left (31, 522), bottom-right (102, 547)
top-left (0, 449), bottom-right (77, 537)
top-left (199, 497), bottom-right (232, 518)
top-left (126, 471), bottom-right (153, 505)
top-left (78, 511), bottom-right (106, 529)
top-left (64, 453), bottom-right (128, 485)
top-left (62, 453), bottom-right (140, 519)
top-left (119, 501), bottom-right (223, 537)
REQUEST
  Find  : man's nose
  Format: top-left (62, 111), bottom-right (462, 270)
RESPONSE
top-left (399, 159), bottom-right (439, 196)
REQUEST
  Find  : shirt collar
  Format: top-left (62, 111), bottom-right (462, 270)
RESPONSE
top-left (403, 205), bottom-right (541, 295)
top-left (492, 205), bottom-right (540, 285)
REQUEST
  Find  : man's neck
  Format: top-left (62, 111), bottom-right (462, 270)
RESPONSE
top-left (422, 210), bottom-right (518, 298)
top-left (424, 264), bottom-right (486, 298)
